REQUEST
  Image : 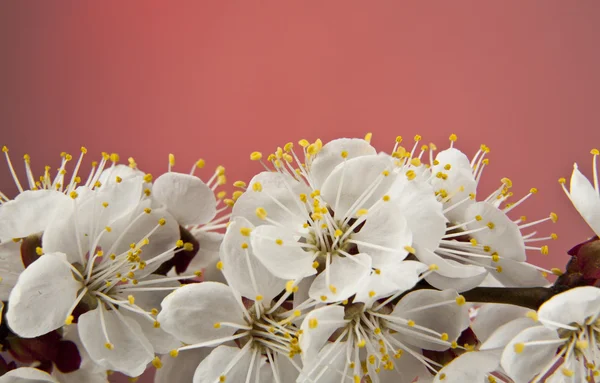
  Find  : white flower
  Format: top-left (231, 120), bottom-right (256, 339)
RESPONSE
top-left (157, 281), bottom-right (301, 382)
top-left (0, 240), bottom-right (25, 301)
top-left (561, 149), bottom-right (600, 237)
top-left (297, 288), bottom-right (470, 383)
top-left (232, 136), bottom-right (443, 304)
top-left (5, 176), bottom-right (190, 377)
top-left (158, 215), bottom-right (304, 382)
top-left (500, 286), bottom-right (600, 382)
top-left (150, 155), bottom-right (230, 280)
top-left (0, 367), bottom-right (57, 383)
top-left (419, 136), bottom-right (557, 291)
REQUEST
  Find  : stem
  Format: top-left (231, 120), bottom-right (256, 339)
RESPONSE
top-left (461, 286), bottom-right (562, 310)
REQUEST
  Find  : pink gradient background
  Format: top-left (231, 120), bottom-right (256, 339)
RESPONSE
top-left (1, 2), bottom-right (600, 381)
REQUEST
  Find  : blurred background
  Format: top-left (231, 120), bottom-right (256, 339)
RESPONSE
top-left (1, 1), bottom-right (599, 381)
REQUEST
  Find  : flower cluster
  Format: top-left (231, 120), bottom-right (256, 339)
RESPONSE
top-left (0, 136), bottom-right (598, 383)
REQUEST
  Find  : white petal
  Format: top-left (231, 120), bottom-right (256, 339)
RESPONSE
top-left (392, 289), bottom-right (469, 351)
top-left (352, 203), bottom-right (412, 268)
top-left (123, 310), bottom-right (180, 354)
top-left (354, 260), bottom-right (427, 307)
top-left (193, 345), bottom-right (253, 383)
top-left (155, 348), bottom-right (211, 383)
top-left (250, 225), bottom-right (317, 280)
top-left (308, 253), bottom-right (371, 303)
top-left (157, 282), bottom-right (244, 345)
top-left (480, 317), bottom-right (538, 351)
top-left (569, 164), bottom-right (600, 236)
top-left (153, 172), bottom-right (217, 225)
top-left (0, 240), bottom-right (25, 300)
top-left (78, 306), bottom-right (154, 377)
top-left (538, 286), bottom-right (600, 329)
top-left (186, 231), bottom-right (225, 283)
top-left (6, 252), bottom-right (80, 338)
top-left (0, 368), bottom-right (58, 383)
top-left (500, 326), bottom-right (560, 383)
top-left (232, 171), bottom-right (310, 228)
top-left (491, 258), bottom-right (550, 288)
top-left (417, 249), bottom-right (487, 279)
top-left (309, 138), bottom-right (376, 189)
top-left (465, 202), bottom-right (526, 262)
top-left (471, 304), bottom-right (531, 343)
top-left (431, 148), bottom-right (477, 223)
top-left (321, 154), bottom-right (396, 218)
top-left (297, 341), bottom-right (348, 383)
top-left (299, 305), bottom-right (346, 364)
top-left (433, 350), bottom-right (501, 383)
top-left (388, 178), bottom-right (447, 254)
top-left (0, 190), bottom-right (72, 241)
top-left (424, 267), bottom-right (488, 293)
top-left (220, 217), bottom-right (286, 303)
top-left (98, 164), bottom-right (145, 186)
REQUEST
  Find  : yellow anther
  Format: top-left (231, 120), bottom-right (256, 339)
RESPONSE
top-left (169, 349), bottom-right (179, 358)
top-left (109, 153), bottom-right (119, 163)
top-left (250, 151), bottom-right (263, 161)
top-left (404, 246), bottom-right (416, 254)
top-left (428, 264), bottom-right (439, 271)
top-left (151, 308), bottom-right (159, 316)
top-left (368, 291), bottom-right (376, 298)
top-left (449, 133), bottom-right (457, 142)
top-left (469, 192), bottom-right (476, 200)
top-left (551, 268), bottom-right (563, 276)
top-left (158, 218), bottom-right (166, 226)
top-left (440, 333), bottom-right (449, 341)
top-left (114, 176), bottom-right (123, 184)
top-left (405, 170), bottom-right (416, 180)
top-left (285, 280), bottom-right (295, 293)
top-left (513, 343), bottom-right (525, 353)
top-left (550, 233), bottom-right (558, 240)
top-left (576, 340), bottom-right (589, 350)
top-left (475, 215), bottom-right (482, 221)
top-left (382, 170), bottom-right (390, 176)
top-left (168, 153), bottom-right (175, 167)
top-left (496, 266), bottom-right (503, 273)
top-left (407, 320), bottom-right (415, 327)
top-left (443, 164), bottom-right (452, 171)
top-left (143, 174), bottom-right (153, 183)
top-left (540, 245), bottom-right (549, 255)
top-left (240, 242), bottom-right (249, 249)
top-left (334, 229), bottom-right (343, 237)
top-left (455, 296), bottom-right (466, 306)
top-left (65, 315), bottom-right (74, 325)
top-left (470, 238), bottom-right (478, 246)
top-left (550, 212), bottom-right (558, 223)
top-left (382, 195), bottom-right (390, 202)
top-left (439, 373), bottom-right (446, 380)
top-left (341, 150), bottom-right (348, 158)
top-left (529, 187), bottom-right (538, 194)
top-left (308, 318), bottom-right (318, 329)
top-left (298, 139), bottom-right (309, 148)
top-left (240, 227), bottom-right (252, 236)
top-left (216, 261), bottom-right (224, 270)
top-left (356, 208), bottom-right (368, 216)
top-left (364, 132), bottom-right (373, 143)
top-left (183, 242), bottom-right (194, 251)
top-left (450, 341), bottom-right (458, 349)
top-left (310, 189), bottom-right (321, 198)
top-left (492, 253), bottom-right (500, 262)
top-left (414, 135), bottom-right (422, 142)
top-left (255, 295), bottom-right (264, 301)
top-left (483, 245), bottom-right (491, 252)
top-left (562, 368), bottom-right (574, 377)
top-left (105, 343), bottom-right (114, 350)
top-left (329, 285), bottom-right (337, 294)
top-left (35, 247), bottom-right (44, 256)
top-left (152, 356), bottom-right (163, 369)
top-left (275, 239), bottom-right (283, 245)
top-left (558, 177), bottom-right (566, 184)
top-left (487, 222), bottom-right (495, 229)
top-left (219, 375), bottom-right (226, 382)
top-left (526, 311), bottom-right (538, 321)
top-left (592, 148), bottom-right (600, 156)
top-left (312, 261), bottom-right (319, 269)
top-left (255, 207), bottom-right (267, 220)
top-left (69, 191), bottom-right (78, 199)
top-left (320, 295), bottom-right (327, 301)
top-left (357, 339), bottom-right (366, 348)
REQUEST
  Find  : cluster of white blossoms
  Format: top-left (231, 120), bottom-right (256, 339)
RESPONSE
top-left (0, 136), bottom-right (598, 383)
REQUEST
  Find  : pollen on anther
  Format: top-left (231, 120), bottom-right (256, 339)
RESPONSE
top-left (550, 212), bottom-right (558, 223)
top-left (540, 245), bottom-right (549, 255)
top-left (513, 343), bottom-right (525, 353)
top-left (455, 296), bottom-right (466, 306)
top-left (404, 245), bottom-right (416, 254)
top-left (105, 343), bottom-right (114, 350)
top-left (216, 261), bottom-right (224, 270)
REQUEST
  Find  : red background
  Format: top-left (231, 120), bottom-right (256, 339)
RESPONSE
top-left (1, 2), bottom-right (599, 381)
